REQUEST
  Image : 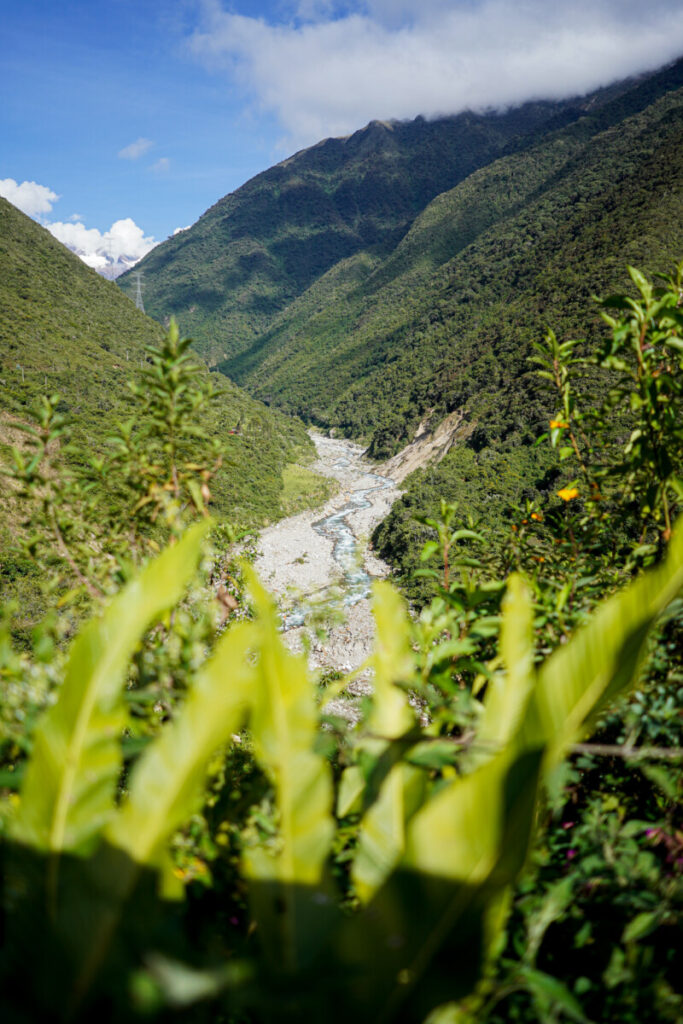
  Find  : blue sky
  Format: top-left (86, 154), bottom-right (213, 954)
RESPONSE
top-left (3, 1), bottom-right (683, 276)
top-left (2, 2), bottom-right (282, 248)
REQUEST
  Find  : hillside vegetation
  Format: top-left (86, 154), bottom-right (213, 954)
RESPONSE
top-left (214, 62), bottom-right (683, 585)
top-left (120, 92), bottom-right (625, 365)
top-left (225, 64), bottom-right (683, 452)
top-left (2, 264), bottom-right (682, 1024)
top-left (0, 196), bottom-right (314, 534)
top-left (122, 61), bottom-right (683, 567)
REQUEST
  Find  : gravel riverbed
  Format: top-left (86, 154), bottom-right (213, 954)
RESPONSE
top-left (254, 434), bottom-right (400, 694)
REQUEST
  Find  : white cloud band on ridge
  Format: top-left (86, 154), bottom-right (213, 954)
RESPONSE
top-left (191, 0), bottom-right (683, 150)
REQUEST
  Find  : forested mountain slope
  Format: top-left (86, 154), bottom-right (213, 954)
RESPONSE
top-left (114, 58), bottom-right (682, 584)
top-left (119, 93), bottom-right (621, 364)
top-left (224, 62), bottom-right (683, 458)
top-left (217, 60), bottom-right (683, 587)
top-left (0, 198), bottom-right (311, 529)
top-left (121, 59), bottom-right (682, 378)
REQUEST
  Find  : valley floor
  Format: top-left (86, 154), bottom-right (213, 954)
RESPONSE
top-left (254, 433), bottom-right (400, 685)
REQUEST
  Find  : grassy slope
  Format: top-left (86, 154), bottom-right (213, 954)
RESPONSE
top-left (0, 198), bottom-right (313, 535)
top-left (119, 98), bottom-right (603, 365)
top-left (225, 66), bottom-right (683, 460)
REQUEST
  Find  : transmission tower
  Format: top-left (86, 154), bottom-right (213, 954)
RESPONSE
top-left (133, 270), bottom-right (145, 313)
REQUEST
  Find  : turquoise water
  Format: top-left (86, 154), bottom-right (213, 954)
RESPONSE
top-left (280, 456), bottom-right (392, 631)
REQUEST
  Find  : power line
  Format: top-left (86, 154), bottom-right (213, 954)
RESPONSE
top-left (133, 270), bottom-right (145, 313)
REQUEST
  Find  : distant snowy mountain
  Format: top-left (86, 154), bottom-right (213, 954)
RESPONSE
top-left (85, 252), bottom-right (142, 280)
top-left (46, 217), bottom-right (158, 280)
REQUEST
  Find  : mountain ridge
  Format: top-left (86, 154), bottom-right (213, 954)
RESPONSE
top-left (119, 95), bottom-right (604, 363)
top-left (120, 56), bottom-right (683, 371)
top-left (0, 197), bottom-right (314, 533)
top-left (221, 65), bottom-right (683, 456)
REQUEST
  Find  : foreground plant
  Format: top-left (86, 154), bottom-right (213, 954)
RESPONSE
top-left (1, 513), bottom-right (681, 1022)
top-left (2, 320), bottom-right (221, 602)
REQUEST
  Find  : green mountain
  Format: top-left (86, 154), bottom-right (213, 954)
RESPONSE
top-left (119, 95), bottom-right (605, 365)
top-left (122, 61), bottom-right (683, 449)
top-left (118, 58), bottom-right (683, 584)
top-left (222, 59), bottom-right (683, 453)
top-left (0, 197), bottom-right (312, 531)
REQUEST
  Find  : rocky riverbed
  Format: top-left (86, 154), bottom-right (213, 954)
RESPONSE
top-left (254, 434), bottom-right (400, 687)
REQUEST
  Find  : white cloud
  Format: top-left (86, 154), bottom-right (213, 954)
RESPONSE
top-left (150, 156), bottom-right (170, 173)
top-left (173, 225), bottom-right (190, 234)
top-left (47, 218), bottom-right (158, 279)
top-left (191, 0), bottom-right (683, 150)
top-left (118, 137), bottom-right (154, 159)
top-left (0, 177), bottom-right (59, 217)
top-left (1, 177), bottom-right (158, 278)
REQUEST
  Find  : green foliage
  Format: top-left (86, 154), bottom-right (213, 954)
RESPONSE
top-left (2, 327), bottom-right (221, 601)
top-left (120, 320), bottom-right (223, 528)
top-left (5, 258), bottom-right (683, 1018)
top-left (0, 195), bottom-right (316, 575)
top-left (241, 571), bottom-right (336, 975)
top-left (13, 522), bottom-right (209, 859)
top-left (3, 124), bottom-right (683, 1022)
top-left (279, 461), bottom-right (338, 515)
top-left (121, 95), bottom-right (605, 366)
top-left (386, 266), bottom-right (683, 1024)
top-left (2, 517), bottom-right (681, 1022)
top-left (531, 261), bottom-right (683, 546)
top-left (220, 61), bottom-right (683, 465)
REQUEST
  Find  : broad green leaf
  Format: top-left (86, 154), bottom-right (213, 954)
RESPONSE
top-left (243, 570), bottom-right (335, 972)
top-left (67, 619), bottom-right (260, 1009)
top-left (627, 264), bottom-right (651, 300)
top-left (245, 570), bottom-right (334, 886)
top-left (337, 764), bottom-right (365, 817)
top-left (405, 744), bottom-right (539, 885)
top-left (107, 619), bottom-right (257, 865)
top-left (407, 739), bottom-right (460, 769)
top-left (522, 522), bottom-right (683, 765)
top-left (338, 745), bottom-right (543, 1022)
top-left (451, 529), bottom-right (483, 543)
top-left (622, 910), bottom-right (658, 943)
top-left (420, 539), bottom-right (440, 561)
top-left (13, 520), bottom-right (210, 857)
top-left (472, 575), bottom-right (535, 766)
top-left (351, 763), bottom-right (424, 903)
top-left (350, 583), bottom-right (417, 902)
top-left (526, 875), bottom-right (574, 963)
top-left (368, 580), bottom-right (414, 738)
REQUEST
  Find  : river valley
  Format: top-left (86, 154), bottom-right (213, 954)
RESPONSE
top-left (255, 434), bottom-right (400, 687)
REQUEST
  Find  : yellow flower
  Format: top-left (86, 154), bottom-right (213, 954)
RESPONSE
top-left (557, 486), bottom-right (579, 502)
top-left (531, 512), bottom-right (543, 521)
top-left (550, 419), bottom-right (569, 429)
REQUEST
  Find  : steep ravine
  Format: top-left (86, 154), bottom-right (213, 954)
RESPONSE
top-left (255, 434), bottom-right (399, 680)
